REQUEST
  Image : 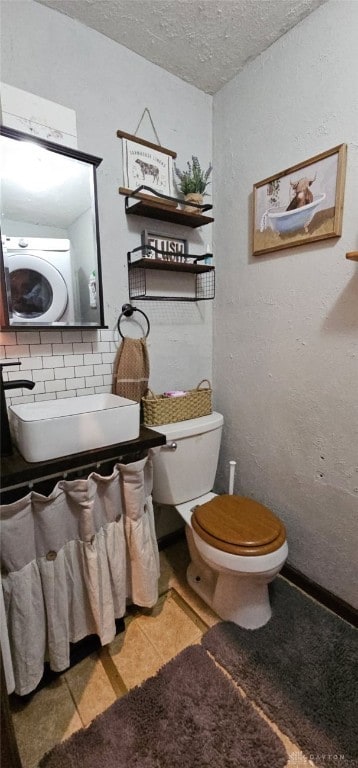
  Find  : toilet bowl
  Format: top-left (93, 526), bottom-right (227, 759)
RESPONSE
top-left (151, 412), bottom-right (288, 629)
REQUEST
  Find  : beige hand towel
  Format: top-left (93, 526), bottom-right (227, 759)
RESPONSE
top-left (112, 337), bottom-right (149, 402)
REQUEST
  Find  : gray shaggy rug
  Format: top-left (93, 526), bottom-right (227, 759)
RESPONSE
top-left (202, 578), bottom-right (358, 768)
top-left (39, 644), bottom-right (287, 768)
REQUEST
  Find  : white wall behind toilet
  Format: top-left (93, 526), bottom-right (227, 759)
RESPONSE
top-left (212, 0), bottom-right (358, 608)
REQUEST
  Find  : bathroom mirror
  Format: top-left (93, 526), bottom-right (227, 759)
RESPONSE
top-left (0, 126), bottom-right (106, 328)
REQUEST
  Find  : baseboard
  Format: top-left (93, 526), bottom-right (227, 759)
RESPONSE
top-left (282, 564), bottom-right (358, 628)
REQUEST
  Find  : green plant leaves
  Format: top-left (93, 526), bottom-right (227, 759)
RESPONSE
top-left (174, 156), bottom-right (212, 195)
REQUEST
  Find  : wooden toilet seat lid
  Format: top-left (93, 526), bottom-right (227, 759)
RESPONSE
top-left (191, 495), bottom-right (286, 556)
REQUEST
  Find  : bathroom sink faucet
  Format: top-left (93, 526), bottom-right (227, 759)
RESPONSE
top-left (0, 361), bottom-right (35, 456)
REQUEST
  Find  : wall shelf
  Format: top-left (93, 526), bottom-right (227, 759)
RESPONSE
top-left (346, 252), bottom-right (358, 261)
top-left (119, 186), bottom-right (214, 228)
top-left (127, 247), bottom-right (215, 301)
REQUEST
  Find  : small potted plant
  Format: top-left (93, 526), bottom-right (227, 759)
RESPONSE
top-left (174, 156), bottom-right (212, 212)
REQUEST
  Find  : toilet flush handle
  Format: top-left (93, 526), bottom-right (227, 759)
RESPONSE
top-left (165, 441), bottom-right (177, 451)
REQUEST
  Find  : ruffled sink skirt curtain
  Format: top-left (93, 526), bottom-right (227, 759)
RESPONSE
top-left (0, 456), bottom-right (159, 696)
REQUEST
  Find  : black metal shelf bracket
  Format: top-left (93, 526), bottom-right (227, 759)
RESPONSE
top-left (125, 185), bottom-right (213, 212)
top-left (128, 244), bottom-right (213, 263)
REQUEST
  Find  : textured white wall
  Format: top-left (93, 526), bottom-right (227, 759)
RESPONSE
top-left (212, 0), bottom-right (358, 607)
top-left (1, 0), bottom-right (357, 606)
top-left (1, 0), bottom-right (213, 399)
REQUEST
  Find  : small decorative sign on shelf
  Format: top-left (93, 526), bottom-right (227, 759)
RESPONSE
top-left (141, 230), bottom-right (188, 262)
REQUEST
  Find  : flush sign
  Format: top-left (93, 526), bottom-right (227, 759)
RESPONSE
top-left (141, 230), bottom-right (188, 262)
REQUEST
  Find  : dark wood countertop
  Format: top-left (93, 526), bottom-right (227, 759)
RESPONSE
top-left (0, 426), bottom-right (165, 492)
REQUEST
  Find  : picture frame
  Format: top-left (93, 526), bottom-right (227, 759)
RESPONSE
top-left (117, 130), bottom-right (176, 198)
top-left (141, 230), bottom-right (188, 262)
top-left (252, 144), bottom-right (347, 256)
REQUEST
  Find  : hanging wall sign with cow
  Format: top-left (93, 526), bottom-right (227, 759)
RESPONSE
top-left (118, 130), bottom-right (176, 199)
top-left (252, 144), bottom-right (347, 256)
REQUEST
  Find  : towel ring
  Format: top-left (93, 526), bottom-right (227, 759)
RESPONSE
top-left (117, 303), bottom-right (150, 338)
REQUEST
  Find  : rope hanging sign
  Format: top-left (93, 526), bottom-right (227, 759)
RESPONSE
top-left (133, 107), bottom-right (162, 147)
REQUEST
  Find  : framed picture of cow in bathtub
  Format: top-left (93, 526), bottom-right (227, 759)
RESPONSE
top-left (118, 130), bottom-right (176, 199)
top-left (252, 144), bottom-right (347, 256)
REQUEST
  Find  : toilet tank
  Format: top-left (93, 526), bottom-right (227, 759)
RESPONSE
top-left (151, 412), bottom-right (223, 505)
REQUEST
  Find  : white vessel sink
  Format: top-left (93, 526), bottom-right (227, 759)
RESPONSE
top-left (9, 393), bottom-right (140, 463)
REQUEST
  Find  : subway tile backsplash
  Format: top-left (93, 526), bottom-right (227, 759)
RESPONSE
top-left (1, 330), bottom-right (118, 405)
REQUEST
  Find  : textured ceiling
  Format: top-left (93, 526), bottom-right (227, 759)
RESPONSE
top-left (35, 0), bottom-right (326, 94)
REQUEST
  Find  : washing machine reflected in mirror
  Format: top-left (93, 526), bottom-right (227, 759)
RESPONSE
top-left (3, 237), bottom-right (74, 324)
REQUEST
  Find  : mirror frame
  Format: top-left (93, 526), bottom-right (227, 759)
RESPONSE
top-left (0, 125), bottom-right (107, 330)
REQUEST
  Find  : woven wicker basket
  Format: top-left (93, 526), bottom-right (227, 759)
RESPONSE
top-left (142, 379), bottom-right (212, 426)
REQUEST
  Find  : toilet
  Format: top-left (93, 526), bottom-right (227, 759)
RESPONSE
top-left (151, 412), bottom-right (288, 629)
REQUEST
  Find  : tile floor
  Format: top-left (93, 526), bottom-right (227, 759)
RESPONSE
top-left (10, 537), bottom-right (316, 768)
